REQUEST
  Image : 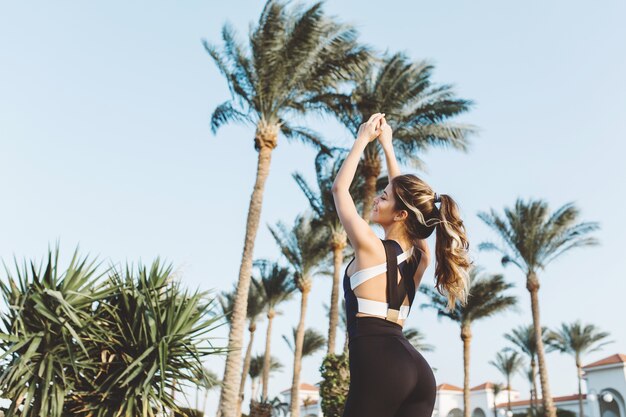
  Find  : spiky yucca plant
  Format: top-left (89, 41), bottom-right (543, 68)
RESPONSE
top-left (0, 248), bottom-right (224, 417)
top-left (68, 259), bottom-right (224, 417)
top-left (0, 247), bottom-right (109, 417)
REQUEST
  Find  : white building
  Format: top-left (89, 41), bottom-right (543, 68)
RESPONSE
top-left (281, 353), bottom-right (626, 417)
top-left (280, 382), bottom-right (323, 417)
top-left (436, 353), bottom-right (626, 417)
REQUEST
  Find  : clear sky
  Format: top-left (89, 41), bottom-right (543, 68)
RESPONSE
top-left (1, 1), bottom-right (625, 415)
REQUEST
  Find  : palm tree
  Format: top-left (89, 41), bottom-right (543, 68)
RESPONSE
top-left (219, 280), bottom-right (265, 417)
top-left (478, 199), bottom-right (600, 417)
top-left (248, 355), bottom-right (284, 417)
top-left (545, 321), bottom-right (612, 417)
top-left (492, 382), bottom-right (505, 417)
top-left (267, 396), bottom-right (290, 417)
top-left (403, 328), bottom-right (434, 352)
top-left (200, 369), bottom-right (221, 417)
top-left (490, 349), bottom-right (525, 412)
top-left (504, 325), bottom-right (550, 417)
top-left (318, 52), bottom-right (477, 222)
top-left (421, 267), bottom-right (517, 417)
top-left (205, 1), bottom-right (370, 413)
top-left (323, 298), bottom-right (350, 354)
top-left (293, 149), bottom-right (368, 355)
top-left (248, 355), bottom-right (263, 402)
top-left (282, 327), bottom-right (327, 358)
top-left (253, 259), bottom-right (297, 401)
top-left (268, 213), bottom-right (330, 417)
top-left (249, 354), bottom-right (283, 402)
top-left (524, 367), bottom-right (536, 417)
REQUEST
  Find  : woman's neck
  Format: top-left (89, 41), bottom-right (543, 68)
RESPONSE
top-left (382, 224), bottom-right (412, 251)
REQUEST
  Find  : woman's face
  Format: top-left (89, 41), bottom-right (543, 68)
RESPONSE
top-left (371, 183), bottom-right (404, 225)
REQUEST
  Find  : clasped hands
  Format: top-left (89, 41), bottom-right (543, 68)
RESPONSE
top-left (356, 112), bottom-right (392, 147)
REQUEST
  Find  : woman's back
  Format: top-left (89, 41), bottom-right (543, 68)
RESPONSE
top-left (343, 238), bottom-right (424, 339)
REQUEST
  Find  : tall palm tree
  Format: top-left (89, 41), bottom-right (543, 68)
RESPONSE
top-left (545, 321), bottom-right (612, 417)
top-left (253, 259), bottom-right (297, 401)
top-left (323, 298), bottom-right (350, 354)
top-left (282, 327), bottom-right (327, 358)
top-left (318, 52), bottom-right (477, 222)
top-left (490, 349), bottom-right (525, 412)
top-left (478, 199), bottom-right (600, 417)
top-left (524, 367), bottom-right (536, 417)
top-left (200, 369), bottom-right (221, 417)
top-left (492, 382), bottom-right (505, 417)
top-left (249, 354), bottom-right (283, 402)
top-left (504, 325), bottom-right (550, 417)
top-left (403, 328), bottom-right (435, 352)
top-left (219, 281), bottom-right (265, 417)
top-left (421, 267), bottom-right (517, 417)
top-left (293, 149), bottom-right (367, 355)
top-left (268, 213), bottom-right (330, 417)
top-left (205, 1), bottom-right (370, 413)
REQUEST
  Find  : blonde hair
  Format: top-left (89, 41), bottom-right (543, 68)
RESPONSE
top-left (391, 174), bottom-right (471, 310)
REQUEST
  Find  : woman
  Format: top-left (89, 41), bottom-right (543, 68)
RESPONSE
top-left (332, 112), bottom-right (472, 417)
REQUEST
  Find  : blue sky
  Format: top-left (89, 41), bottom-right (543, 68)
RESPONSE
top-left (1, 0), bottom-right (625, 415)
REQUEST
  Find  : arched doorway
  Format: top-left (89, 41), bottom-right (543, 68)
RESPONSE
top-left (599, 388), bottom-right (624, 417)
top-left (448, 408), bottom-right (463, 417)
top-left (473, 408), bottom-right (487, 417)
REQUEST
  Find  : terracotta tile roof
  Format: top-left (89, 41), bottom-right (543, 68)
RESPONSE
top-left (496, 394), bottom-right (585, 408)
top-left (280, 382), bottom-right (319, 393)
top-left (582, 353), bottom-right (626, 369)
top-left (437, 383), bottom-right (463, 392)
top-left (471, 382), bottom-right (495, 391)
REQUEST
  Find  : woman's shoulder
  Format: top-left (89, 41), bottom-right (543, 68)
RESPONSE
top-left (412, 243), bottom-right (430, 275)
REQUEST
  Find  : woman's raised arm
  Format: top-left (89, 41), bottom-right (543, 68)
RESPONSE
top-left (378, 116), bottom-right (401, 182)
top-left (331, 113), bottom-right (385, 252)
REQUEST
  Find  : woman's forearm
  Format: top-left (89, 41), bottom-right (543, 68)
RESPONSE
top-left (332, 137), bottom-right (369, 192)
top-left (382, 143), bottom-right (401, 181)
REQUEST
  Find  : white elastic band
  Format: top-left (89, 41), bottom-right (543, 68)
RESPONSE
top-left (350, 246), bottom-right (414, 290)
top-left (356, 297), bottom-right (410, 319)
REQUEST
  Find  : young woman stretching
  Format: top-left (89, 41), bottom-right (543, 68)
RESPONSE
top-left (332, 112), bottom-right (471, 417)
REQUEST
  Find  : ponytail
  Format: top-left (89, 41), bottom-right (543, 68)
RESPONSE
top-left (391, 174), bottom-right (471, 311)
top-left (434, 194), bottom-right (471, 311)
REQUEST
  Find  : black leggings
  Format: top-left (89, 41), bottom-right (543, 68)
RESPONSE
top-left (342, 317), bottom-right (437, 417)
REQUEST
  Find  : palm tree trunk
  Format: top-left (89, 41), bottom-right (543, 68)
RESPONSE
top-left (507, 376), bottom-right (512, 411)
top-left (261, 309), bottom-right (275, 401)
top-left (527, 273), bottom-right (557, 417)
top-left (236, 322), bottom-right (256, 417)
top-left (327, 241), bottom-right (345, 355)
top-left (493, 397), bottom-right (498, 417)
top-left (251, 378), bottom-right (259, 400)
top-left (204, 387), bottom-right (211, 416)
top-left (531, 358), bottom-right (538, 417)
top-left (216, 135), bottom-right (276, 417)
top-left (576, 357), bottom-right (584, 417)
top-left (462, 323), bottom-right (472, 417)
top-left (289, 286), bottom-right (311, 417)
top-left (360, 155), bottom-right (381, 223)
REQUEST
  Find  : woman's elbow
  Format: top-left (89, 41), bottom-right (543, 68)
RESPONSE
top-left (332, 181), bottom-right (348, 193)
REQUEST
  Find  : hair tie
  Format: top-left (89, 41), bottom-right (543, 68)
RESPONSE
top-left (434, 192), bottom-right (441, 203)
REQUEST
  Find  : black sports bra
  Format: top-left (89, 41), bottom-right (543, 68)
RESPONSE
top-left (343, 239), bottom-right (421, 339)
